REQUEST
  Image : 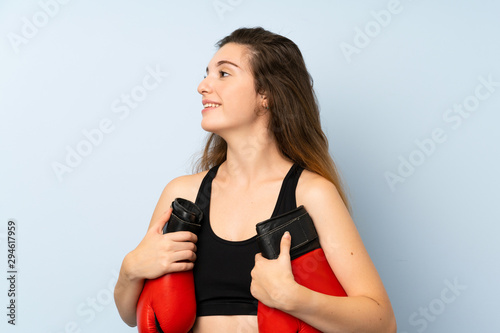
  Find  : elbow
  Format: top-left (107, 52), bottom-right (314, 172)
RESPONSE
top-left (115, 307), bottom-right (138, 328)
top-left (118, 308), bottom-right (138, 328)
top-left (374, 298), bottom-right (397, 333)
top-left (386, 313), bottom-right (397, 333)
top-left (369, 296), bottom-right (397, 333)
top-left (114, 290), bottom-right (138, 328)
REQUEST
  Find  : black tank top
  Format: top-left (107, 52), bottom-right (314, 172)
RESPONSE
top-left (193, 163), bottom-right (304, 316)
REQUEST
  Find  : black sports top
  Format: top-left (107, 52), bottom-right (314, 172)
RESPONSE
top-left (193, 162), bottom-right (304, 316)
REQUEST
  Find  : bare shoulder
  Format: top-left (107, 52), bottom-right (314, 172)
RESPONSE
top-left (148, 170), bottom-right (209, 230)
top-left (163, 170), bottom-right (209, 202)
top-left (296, 169), bottom-right (347, 213)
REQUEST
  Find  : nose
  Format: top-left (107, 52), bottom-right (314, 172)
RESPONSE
top-left (197, 76), bottom-right (211, 95)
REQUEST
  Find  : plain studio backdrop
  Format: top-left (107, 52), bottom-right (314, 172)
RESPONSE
top-left (1, 1), bottom-right (498, 332)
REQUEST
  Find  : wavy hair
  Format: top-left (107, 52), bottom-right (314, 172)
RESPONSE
top-left (194, 27), bottom-right (351, 212)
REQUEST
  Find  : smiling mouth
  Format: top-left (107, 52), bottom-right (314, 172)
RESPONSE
top-left (203, 103), bottom-right (221, 108)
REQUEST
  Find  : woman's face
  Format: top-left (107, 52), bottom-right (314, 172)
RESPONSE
top-left (197, 43), bottom-right (266, 136)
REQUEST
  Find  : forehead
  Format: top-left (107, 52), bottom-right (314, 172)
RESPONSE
top-left (207, 43), bottom-right (252, 71)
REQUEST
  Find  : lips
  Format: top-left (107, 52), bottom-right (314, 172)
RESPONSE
top-left (201, 99), bottom-right (221, 112)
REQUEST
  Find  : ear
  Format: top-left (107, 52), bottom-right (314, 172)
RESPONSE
top-left (260, 94), bottom-right (269, 110)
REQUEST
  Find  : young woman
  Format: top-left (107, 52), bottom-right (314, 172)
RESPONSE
top-left (114, 27), bottom-right (397, 333)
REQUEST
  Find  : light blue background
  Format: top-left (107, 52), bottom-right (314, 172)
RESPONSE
top-left (1, 0), bottom-right (498, 332)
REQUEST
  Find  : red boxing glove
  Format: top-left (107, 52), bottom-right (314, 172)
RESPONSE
top-left (255, 206), bottom-right (347, 333)
top-left (136, 198), bottom-right (203, 333)
top-left (137, 271), bottom-right (196, 333)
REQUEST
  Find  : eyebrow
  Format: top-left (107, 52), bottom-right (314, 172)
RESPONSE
top-left (206, 60), bottom-right (240, 73)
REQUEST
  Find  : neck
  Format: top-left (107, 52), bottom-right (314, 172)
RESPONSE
top-left (219, 127), bottom-right (290, 185)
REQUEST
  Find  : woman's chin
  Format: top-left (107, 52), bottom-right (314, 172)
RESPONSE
top-left (201, 118), bottom-right (226, 134)
top-left (201, 122), bottom-right (221, 135)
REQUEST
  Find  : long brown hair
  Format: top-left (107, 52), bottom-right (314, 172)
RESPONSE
top-left (194, 27), bottom-right (351, 212)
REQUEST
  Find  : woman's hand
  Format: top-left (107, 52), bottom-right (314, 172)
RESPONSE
top-left (250, 232), bottom-right (298, 310)
top-left (123, 208), bottom-right (198, 282)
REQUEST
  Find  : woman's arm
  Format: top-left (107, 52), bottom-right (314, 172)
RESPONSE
top-left (251, 171), bottom-right (397, 333)
top-left (113, 177), bottom-right (200, 326)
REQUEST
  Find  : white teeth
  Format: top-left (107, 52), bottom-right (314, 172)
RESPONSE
top-left (204, 103), bottom-right (221, 108)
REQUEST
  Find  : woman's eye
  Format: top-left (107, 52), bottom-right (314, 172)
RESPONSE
top-left (219, 71), bottom-right (229, 77)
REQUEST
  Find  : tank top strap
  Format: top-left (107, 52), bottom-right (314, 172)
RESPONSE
top-left (195, 163), bottom-right (304, 218)
top-left (195, 164), bottom-right (220, 212)
top-left (271, 163), bottom-right (304, 217)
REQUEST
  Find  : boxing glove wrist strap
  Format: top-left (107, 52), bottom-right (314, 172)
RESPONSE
top-left (256, 205), bottom-right (321, 260)
top-left (162, 198), bottom-right (203, 234)
top-left (164, 213), bottom-right (202, 234)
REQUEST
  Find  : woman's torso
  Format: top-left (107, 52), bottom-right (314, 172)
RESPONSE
top-left (191, 162), bottom-right (303, 332)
